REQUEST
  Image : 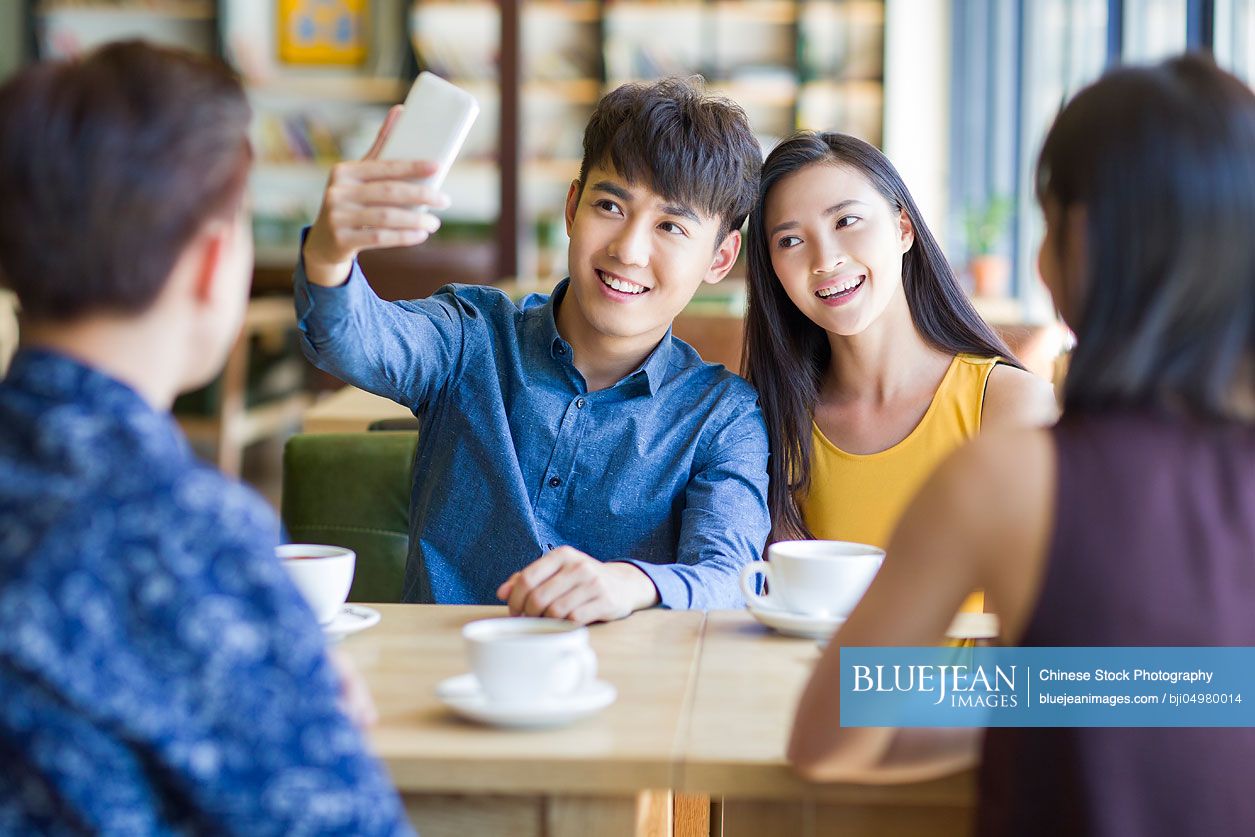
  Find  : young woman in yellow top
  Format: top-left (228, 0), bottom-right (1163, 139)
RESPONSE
top-left (743, 133), bottom-right (1056, 612)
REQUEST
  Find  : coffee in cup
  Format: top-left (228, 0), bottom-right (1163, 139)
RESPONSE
top-left (277, 543), bottom-right (355, 625)
top-left (462, 617), bottom-right (597, 706)
top-left (739, 540), bottom-right (884, 618)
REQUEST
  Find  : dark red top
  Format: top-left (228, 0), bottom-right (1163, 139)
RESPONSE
top-left (978, 410), bottom-right (1255, 837)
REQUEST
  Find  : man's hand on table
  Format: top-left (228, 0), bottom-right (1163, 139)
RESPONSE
top-left (495, 546), bottom-right (661, 625)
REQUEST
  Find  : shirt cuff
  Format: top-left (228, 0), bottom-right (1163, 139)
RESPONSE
top-left (622, 560), bottom-right (691, 611)
top-left (293, 230), bottom-right (372, 330)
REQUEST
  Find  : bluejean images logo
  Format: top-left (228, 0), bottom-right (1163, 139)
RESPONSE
top-left (840, 647), bottom-right (1255, 728)
top-left (850, 659), bottom-right (1019, 708)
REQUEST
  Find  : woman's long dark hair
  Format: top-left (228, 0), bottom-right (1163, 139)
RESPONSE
top-left (743, 132), bottom-right (1020, 542)
top-left (1037, 55), bottom-right (1255, 423)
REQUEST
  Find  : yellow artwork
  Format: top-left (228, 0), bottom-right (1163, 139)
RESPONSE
top-left (278, 0), bottom-right (368, 66)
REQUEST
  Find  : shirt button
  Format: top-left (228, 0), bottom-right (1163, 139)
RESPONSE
top-left (548, 476), bottom-right (562, 488)
top-left (556, 345), bottom-right (567, 355)
top-left (575, 398), bottom-right (586, 409)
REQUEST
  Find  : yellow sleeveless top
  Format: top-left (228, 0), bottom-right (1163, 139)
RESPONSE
top-left (801, 354), bottom-right (1000, 613)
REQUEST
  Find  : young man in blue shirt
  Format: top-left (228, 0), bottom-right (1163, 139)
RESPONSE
top-left (297, 79), bottom-right (770, 623)
top-left (0, 43), bottom-right (408, 834)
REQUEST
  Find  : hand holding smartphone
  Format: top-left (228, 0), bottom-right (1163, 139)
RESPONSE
top-left (302, 72), bottom-right (478, 286)
top-left (379, 71), bottom-right (480, 194)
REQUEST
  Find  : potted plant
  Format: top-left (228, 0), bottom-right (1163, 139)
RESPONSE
top-left (963, 195), bottom-right (1014, 297)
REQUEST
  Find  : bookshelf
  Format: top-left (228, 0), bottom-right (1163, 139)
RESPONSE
top-left (22, 0), bottom-right (888, 285)
top-left (601, 0), bottom-right (885, 148)
top-left (28, 0), bottom-right (220, 59)
top-left (408, 0), bottom-right (887, 282)
top-left (216, 1), bottom-right (412, 272)
top-left (519, 0), bottom-right (602, 280)
top-left (409, 0), bottom-right (510, 278)
top-left (13, 0), bottom-right (898, 454)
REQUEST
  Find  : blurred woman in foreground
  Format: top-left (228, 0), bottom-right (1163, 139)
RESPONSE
top-left (789, 54), bottom-right (1255, 837)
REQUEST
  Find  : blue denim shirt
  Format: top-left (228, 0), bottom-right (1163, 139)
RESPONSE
top-left (0, 349), bottom-right (409, 836)
top-left (294, 258), bottom-right (770, 609)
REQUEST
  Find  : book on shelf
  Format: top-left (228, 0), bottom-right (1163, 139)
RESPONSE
top-left (409, 1), bottom-right (499, 81)
top-left (257, 111), bottom-right (346, 165)
top-left (36, 1), bottom-right (214, 13)
top-left (35, 2), bottom-right (215, 58)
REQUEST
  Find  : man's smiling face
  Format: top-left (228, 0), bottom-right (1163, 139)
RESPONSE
top-left (561, 164), bottom-right (739, 346)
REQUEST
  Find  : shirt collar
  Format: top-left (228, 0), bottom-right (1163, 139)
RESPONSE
top-left (5, 347), bottom-right (191, 461)
top-left (531, 278), bottom-right (673, 396)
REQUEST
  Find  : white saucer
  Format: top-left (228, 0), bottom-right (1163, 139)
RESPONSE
top-left (746, 600), bottom-right (845, 639)
top-left (435, 673), bottom-right (617, 729)
top-left (748, 601), bottom-right (1002, 646)
top-left (322, 604), bottom-right (381, 642)
top-left (945, 612), bottom-right (1000, 641)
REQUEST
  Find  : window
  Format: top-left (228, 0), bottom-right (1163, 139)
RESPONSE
top-left (1214, 0), bottom-right (1255, 81)
top-left (951, 0), bottom-right (1252, 318)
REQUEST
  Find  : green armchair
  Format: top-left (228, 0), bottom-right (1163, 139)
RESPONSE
top-left (281, 431), bottom-right (418, 603)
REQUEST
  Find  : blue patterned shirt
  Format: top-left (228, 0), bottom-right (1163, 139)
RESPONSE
top-left (0, 349), bottom-right (410, 836)
top-left (294, 259), bottom-right (770, 609)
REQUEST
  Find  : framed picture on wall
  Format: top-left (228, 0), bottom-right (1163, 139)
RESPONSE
top-left (278, 0), bottom-right (368, 66)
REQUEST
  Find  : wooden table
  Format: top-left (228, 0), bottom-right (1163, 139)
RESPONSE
top-left (679, 611), bottom-right (974, 837)
top-left (347, 604), bottom-right (702, 836)
top-left (0, 290), bottom-right (17, 375)
top-left (302, 386), bottom-right (413, 433)
top-left (341, 605), bottom-right (975, 837)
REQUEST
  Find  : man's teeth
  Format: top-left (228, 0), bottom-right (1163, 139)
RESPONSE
top-left (600, 272), bottom-right (647, 294)
top-left (816, 277), bottom-right (864, 298)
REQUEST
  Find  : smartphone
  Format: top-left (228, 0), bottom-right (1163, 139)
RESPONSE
top-left (379, 71), bottom-right (480, 193)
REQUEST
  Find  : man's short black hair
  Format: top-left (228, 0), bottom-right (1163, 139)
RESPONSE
top-left (0, 40), bottom-right (251, 323)
top-left (579, 77), bottom-right (761, 242)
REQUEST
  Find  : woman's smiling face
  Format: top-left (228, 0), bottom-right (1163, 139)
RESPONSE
top-left (764, 162), bottom-right (914, 337)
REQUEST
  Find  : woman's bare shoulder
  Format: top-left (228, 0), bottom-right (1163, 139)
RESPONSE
top-left (983, 363), bottom-right (1059, 429)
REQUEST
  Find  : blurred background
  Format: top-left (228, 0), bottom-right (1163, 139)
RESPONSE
top-left (1, 0), bottom-right (1253, 502)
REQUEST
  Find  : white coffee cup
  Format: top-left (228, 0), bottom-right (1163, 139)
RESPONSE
top-left (277, 544), bottom-right (356, 625)
top-left (740, 540), bottom-right (885, 618)
top-left (463, 617), bottom-right (597, 706)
